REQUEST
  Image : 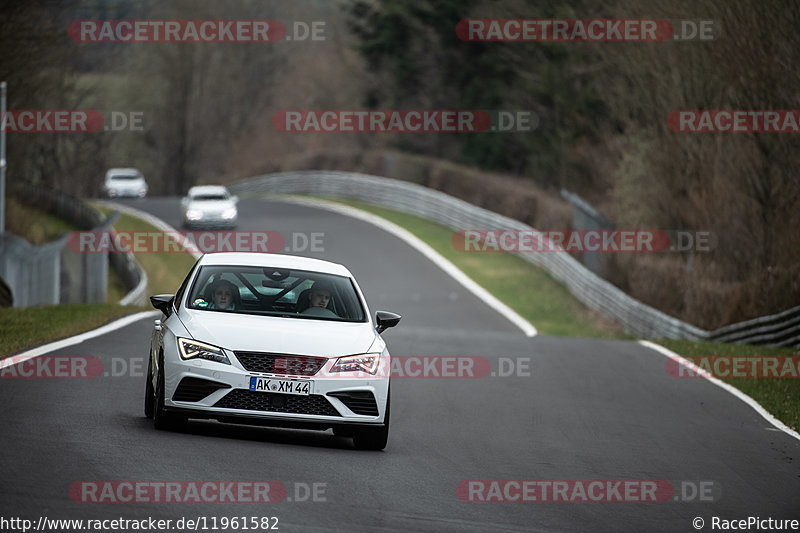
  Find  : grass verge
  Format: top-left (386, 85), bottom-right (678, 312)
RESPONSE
top-left (0, 304), bottom-right (147, 357)
top-left (314, 196), bottom-right (628, 339)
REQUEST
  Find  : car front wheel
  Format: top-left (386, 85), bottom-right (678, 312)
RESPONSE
top-left (153, 352), bottom-right (187, 431)
top-left (353, 391), bottom-right (390, 451)
top-left (144, 356), bottom-right (154, 419)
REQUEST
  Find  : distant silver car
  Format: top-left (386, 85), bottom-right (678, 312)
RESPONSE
top-left (103, 168), bottom-right (147, 198)
top-left (181, 185), bottom-right (239, 229)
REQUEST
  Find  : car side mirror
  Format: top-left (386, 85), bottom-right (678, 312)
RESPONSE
top-left (150, 294), bottom-right (175, 316)
top-left (375, 310), bottom-right (401, 334)
top-left (231, 195), bottom-right (239, 204)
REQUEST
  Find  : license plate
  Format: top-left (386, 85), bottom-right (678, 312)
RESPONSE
top-left (249, 376), bottom-right (311, 395)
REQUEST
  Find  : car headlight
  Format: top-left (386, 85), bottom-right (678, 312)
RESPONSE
top-left (186, 209), bottom-right (203, 220)
top-left (177, 338), bottom-right (231, 365)
top-left (221, 207), bottom-right (237, 219)
top-left (330, 353), bottom-right (381, 374)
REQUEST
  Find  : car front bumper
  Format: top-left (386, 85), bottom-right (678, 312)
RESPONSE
top-left (107, 187), bottom-right (147, 198)
top-left (182, 217), bottom-right (238, 229)
top-left (162, 341), bottom-right (389, 429)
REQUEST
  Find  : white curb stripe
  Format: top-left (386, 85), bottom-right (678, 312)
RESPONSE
top-left (2, 311), bottom-right (160, 368)
top-left (639, 340), bottom-right (800, 443)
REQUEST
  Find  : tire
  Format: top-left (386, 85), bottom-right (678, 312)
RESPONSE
top-left (353, 390), bottom-right (390, 451)
top-left (144, 356), bottom-right (155, 419)
top-left (153, 352), bottom-right (187, 431)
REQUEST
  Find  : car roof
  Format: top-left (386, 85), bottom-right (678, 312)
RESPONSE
top-left (188, 185), bottom-right (229, 195)
top-left (198, 253), bottom-right (353, 277)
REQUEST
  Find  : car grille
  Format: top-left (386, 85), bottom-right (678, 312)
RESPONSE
top-left (234, 352), bottom-right (327, 376)
top-left (213, 389), bottom-right (341, 417)
top-left (328, 391), bottom-right (379, 416)
top-left (173, 377), bottom-right (231, 402)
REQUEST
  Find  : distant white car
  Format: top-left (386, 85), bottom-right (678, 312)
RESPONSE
top-left (145, 252), bottom-right (401, 450)
top-left (103, 168), bottom-right (147, 198)
top-left (181, 185), bottom-right (238, 229)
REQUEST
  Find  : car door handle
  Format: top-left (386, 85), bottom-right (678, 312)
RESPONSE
top-left (154, 319), bottom-right (162, 331)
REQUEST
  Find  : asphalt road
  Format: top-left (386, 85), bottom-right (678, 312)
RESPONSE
top-left (1, 196), bottom-right (798, 532)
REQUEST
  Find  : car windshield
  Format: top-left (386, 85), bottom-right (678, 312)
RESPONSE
top-left (192, 193), bottom-right (229, 201)
top-left (186, 265), bottom-right (366, 322)
top-left (110, 174), bottom-right (141, 181)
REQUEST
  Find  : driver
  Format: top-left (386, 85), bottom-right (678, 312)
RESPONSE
top-left (307, 284), bottom-right (332, 309)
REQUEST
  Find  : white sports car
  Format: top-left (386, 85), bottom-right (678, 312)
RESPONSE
top-left (180, 185), bottom-right (238, 229)
top-left (145, 252), bottom-right (401, 450)
top-left (103, 168), bottom-right (148, 198)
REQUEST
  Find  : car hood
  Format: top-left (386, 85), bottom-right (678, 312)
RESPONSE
top-left (180, 310), bottom-right (377, 356)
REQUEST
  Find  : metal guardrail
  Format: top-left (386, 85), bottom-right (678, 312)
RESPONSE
top-left (0, 231), bottom-right (66, 307)
top-left (708, 306), bottom-right (800, 347)
top-left (5, 184), bottom-right (147, 306)
top-left (230, 171), bottom-right (799, 348)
